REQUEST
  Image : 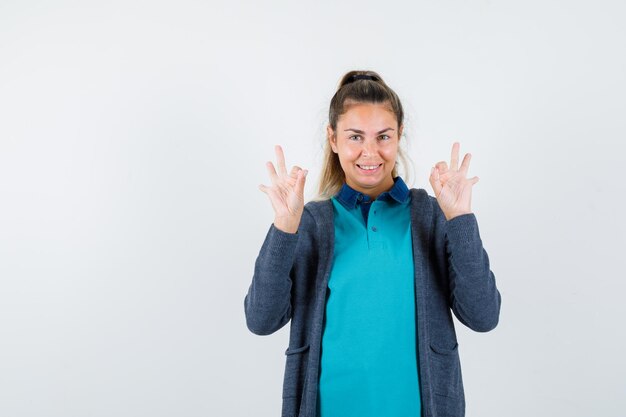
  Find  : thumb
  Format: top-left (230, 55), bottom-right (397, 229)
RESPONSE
top-left (295, 169), bottom-right (308, 197)
top-left (429, 167), bottom-right (442, 197)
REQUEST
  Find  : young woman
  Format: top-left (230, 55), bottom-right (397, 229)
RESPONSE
top-left (244, 70), bottom-right (501, 417)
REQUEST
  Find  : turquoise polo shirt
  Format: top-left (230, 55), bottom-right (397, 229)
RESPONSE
top-left (317, 177), bottom-right (421, 417)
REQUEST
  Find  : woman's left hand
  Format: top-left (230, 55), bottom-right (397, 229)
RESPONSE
top-left (429, 142), bottom-right (479, 221)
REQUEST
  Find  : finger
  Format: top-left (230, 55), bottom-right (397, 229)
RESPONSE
top-left (470, 176), bottom-right (479, 185)
top-left (260, 185), bottom-right (283, 214)
top-left (450, 142), bottom-right (460, 171)
top-left (429, 167), bottom-right (442, 197)
top-left (295, 169), bottom-right (308, 196)
top-left (459, 153), bottom-right (472, 176)
top-left (289, 165), bottom-right (302, 179)
top-left (435, 161), bottom-right (448, 172)
top-left (266, 161), bottom-right (279, 183)
top-left (275, 145), bottom-right (288, 176)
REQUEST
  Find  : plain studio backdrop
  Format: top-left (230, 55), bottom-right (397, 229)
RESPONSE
top-left (1, 0), bottom-right (624, 416)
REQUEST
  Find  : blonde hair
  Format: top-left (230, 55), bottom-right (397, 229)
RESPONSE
top-left (317, 70), bottom-right (411, 199)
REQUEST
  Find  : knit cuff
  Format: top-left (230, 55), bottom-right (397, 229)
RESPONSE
top-left (265, 223), bottom-right (300, 259)
top-left (445, 213), bottom-right (481, 246)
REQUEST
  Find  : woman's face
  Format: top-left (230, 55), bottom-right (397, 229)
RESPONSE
top-left (328, 101), bottom-right (403, 199)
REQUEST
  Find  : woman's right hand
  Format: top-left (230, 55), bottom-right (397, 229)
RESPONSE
top-left (259, 145), bottom-right (308, 234)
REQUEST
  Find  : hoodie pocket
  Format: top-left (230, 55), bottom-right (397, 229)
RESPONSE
top-left (282, 344), bottom-right (310, 398)
top-left (281, 344), bottom-right (310, 417)
top-left (429, 342), bottom-right (461, 398)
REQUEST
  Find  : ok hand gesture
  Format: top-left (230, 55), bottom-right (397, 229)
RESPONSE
top-left (259, 145), bottom-right (308, 234)
top-left (429, 142), bottom-right (479, 221)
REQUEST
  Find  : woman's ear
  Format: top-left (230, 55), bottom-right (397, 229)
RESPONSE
top-left (398, 124), bottom-right (404, 139)
top-left (327, 125), bottom-right (338, 153)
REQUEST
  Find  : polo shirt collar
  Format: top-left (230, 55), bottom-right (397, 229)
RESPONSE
top-left (335, 176), bottom-right (410, 209)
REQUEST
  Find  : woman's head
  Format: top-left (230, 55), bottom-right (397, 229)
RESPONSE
top-left (318, 70), bottom-right (409, 199)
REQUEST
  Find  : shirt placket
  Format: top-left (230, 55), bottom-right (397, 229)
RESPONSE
top-left (366, 200), bottom-right (383, 250)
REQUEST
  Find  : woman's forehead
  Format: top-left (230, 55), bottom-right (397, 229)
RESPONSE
top-left (338, 102), bottom-right (398, 127)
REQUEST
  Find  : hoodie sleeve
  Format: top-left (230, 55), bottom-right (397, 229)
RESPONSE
top-left (243, 209), bottom-right (316, 336)
top-left (433, 199), bottom-right (502, 332)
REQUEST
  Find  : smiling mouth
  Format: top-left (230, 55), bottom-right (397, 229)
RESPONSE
top-left (357, 163), bottom-right (383, 171)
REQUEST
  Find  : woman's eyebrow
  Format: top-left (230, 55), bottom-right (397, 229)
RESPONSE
top-left (343, 128), bottom-right (395, 134)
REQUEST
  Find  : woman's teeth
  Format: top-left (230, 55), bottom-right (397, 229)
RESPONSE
top-left (358, 164), bottom-right (380, 170)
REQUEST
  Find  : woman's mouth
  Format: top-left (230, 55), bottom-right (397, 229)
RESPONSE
top-left (357, 163), bottom-right (382, 172)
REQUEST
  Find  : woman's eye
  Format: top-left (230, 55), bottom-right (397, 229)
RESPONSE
top-left (379, 135), bottom-right (390, 140)
top-left (349, 135), bottom-right (361, 141)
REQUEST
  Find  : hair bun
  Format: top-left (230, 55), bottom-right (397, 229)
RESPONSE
top-left (338, 71), bottom-right (385, 90)
top-left (348, 74), bottom-right (377, 82)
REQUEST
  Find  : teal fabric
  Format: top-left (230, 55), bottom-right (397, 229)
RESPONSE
top-left (317, 190), bottom-right (421, 416)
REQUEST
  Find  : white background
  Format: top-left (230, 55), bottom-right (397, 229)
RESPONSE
top-left (1, 1), bottom-right (625, 416)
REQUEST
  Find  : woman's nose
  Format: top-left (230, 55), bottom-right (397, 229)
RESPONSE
top-left (362, 139), bottom-right (377, 157)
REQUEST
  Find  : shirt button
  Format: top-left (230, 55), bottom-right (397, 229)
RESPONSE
top-left (371, 226), bottom-right (377, 232)
top-left (357, 195), bottom-right (363, 202)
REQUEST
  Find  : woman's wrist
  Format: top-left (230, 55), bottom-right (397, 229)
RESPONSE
top-left (273, 217), bottom-right (300, 234)
top-left (444, 211), bottom-right (473, 221)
